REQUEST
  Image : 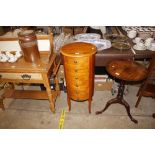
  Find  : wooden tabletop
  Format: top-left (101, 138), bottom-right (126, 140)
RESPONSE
top-left (106, 60), bottom-right (148, 81)
top-left (0, 52), bottom-right (50, 73)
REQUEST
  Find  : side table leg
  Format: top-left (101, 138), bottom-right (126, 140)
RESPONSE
top-left (55, 75), bottom-right (60, 96)
top-left (121, 99), bottom-right (138, 124)
top-left (42, 74), bottom-right (55, 113)
top-left (0, 98), bottom-right (5, 111)
top-left (96, 97), bottom-right (118, 115)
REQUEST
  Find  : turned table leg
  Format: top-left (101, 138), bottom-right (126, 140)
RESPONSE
top-left (0, 98), bottom-right (5, 111)
top-left (42, 74), bottom-right (55, 113)
top-left (55, 75), bottom-right (61, 96)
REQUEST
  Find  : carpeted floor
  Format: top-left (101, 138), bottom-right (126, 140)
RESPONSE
top-left (0, 85), bottom-right (155, 128)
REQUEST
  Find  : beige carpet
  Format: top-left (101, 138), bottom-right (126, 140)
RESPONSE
top-left (0, 85), bottom-right (155, 128)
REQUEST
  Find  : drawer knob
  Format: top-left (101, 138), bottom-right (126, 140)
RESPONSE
top-left (75, 69), bottom-right (78, 72)
top-left (21, 74), bottom-right (31, 80)
top-left (74, 60), bottom-right (78, 63)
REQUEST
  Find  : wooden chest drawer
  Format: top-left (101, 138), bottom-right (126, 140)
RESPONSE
top-left (70, 91), bottom-right (89, 101)
top-left (67, 78), bottom-right (89, 86)
top-left (0, 73), bottom-right (42, 80)
top-left (64, 56), bottom-right (89, 65)
top-left (68, 83), bottom-right (89, 92)
top-left (65, 69), bottom-right (89, 78)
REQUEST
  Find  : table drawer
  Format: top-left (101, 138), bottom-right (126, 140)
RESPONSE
top-left (0, 73), bottom-right (42, 80)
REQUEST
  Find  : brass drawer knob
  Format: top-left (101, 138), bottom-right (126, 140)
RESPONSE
top-left (75, 69), bottom-right (78, 72)
top-left (74, 60), bottom-right (78, 63)
top-left (21, 74), bottom-right (31, 80)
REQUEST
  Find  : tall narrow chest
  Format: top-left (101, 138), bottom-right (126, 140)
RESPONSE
top-left (60, 42), bottom-right (96, 113)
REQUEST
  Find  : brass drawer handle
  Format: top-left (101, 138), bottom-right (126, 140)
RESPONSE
top-left (74, 60), bottom-right (78, 63)
top-left (75, 69), bottom-right (78, 72)
top-left (21, 74), bottom-right (31, 80)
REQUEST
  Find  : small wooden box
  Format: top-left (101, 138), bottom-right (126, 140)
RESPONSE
top-left (94, 81), bottom-right (113, 91)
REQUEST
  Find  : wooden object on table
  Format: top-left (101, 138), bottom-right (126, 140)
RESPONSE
top-left (135, 53), bottom-right (155, 108)
top-left (60, 42), bottom-right (96, 113)
top-left (0, 33), bottom-right (61, 112)
top-left (96, 60), bottom-right (147, 123)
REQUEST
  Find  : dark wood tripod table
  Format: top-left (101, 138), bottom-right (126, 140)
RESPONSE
top-left (96, 60), bottom-right (147, 123)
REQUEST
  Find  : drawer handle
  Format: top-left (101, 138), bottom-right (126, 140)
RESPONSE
top-left (75, 69), bottom-right (78, 72)
top-left (21, 74), bottom-right (31, 80)
top-left (74, 60), bottom-right (78, 63)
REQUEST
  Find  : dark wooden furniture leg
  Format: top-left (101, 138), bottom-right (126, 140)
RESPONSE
top-left (153, 113), bottom-right (155, 118)
top-left (88, 98), bottom-right (92, 114)
top-left (96, 81), bottom-right (138, 123)
top-left (0, 98), bottom-right (5, 111)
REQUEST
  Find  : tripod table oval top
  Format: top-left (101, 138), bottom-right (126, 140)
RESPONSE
top-left (106, 60), bottom-right (148, 82)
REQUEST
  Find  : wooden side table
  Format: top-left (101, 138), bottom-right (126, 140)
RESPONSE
top-left (96, 60), bottom-right (147, 123)
top-left (60, 42), bottom-right (96, 113)
top-left (0, 52), bottom-right (60, 112)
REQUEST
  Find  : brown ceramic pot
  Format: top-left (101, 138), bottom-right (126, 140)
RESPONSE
top-left (18, 30), bottom-right (40, 64)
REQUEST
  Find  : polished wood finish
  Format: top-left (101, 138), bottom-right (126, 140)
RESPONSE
top-left (0, 33), bottom-right (60, 112)
top-left (106, 60), bottom-right (147, 81)
top-left (135, 53), bottom-right (155, 108)
top-left (61, 42), bottom-right (96, 113)
top-left (96, 60), bottom-right (147, 123)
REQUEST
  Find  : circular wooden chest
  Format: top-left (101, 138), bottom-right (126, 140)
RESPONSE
top-left (60, 42), bottom-right (96, 113)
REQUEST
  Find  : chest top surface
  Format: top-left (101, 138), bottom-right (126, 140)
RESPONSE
top-left (60, 42), bottom-right (96, 57)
